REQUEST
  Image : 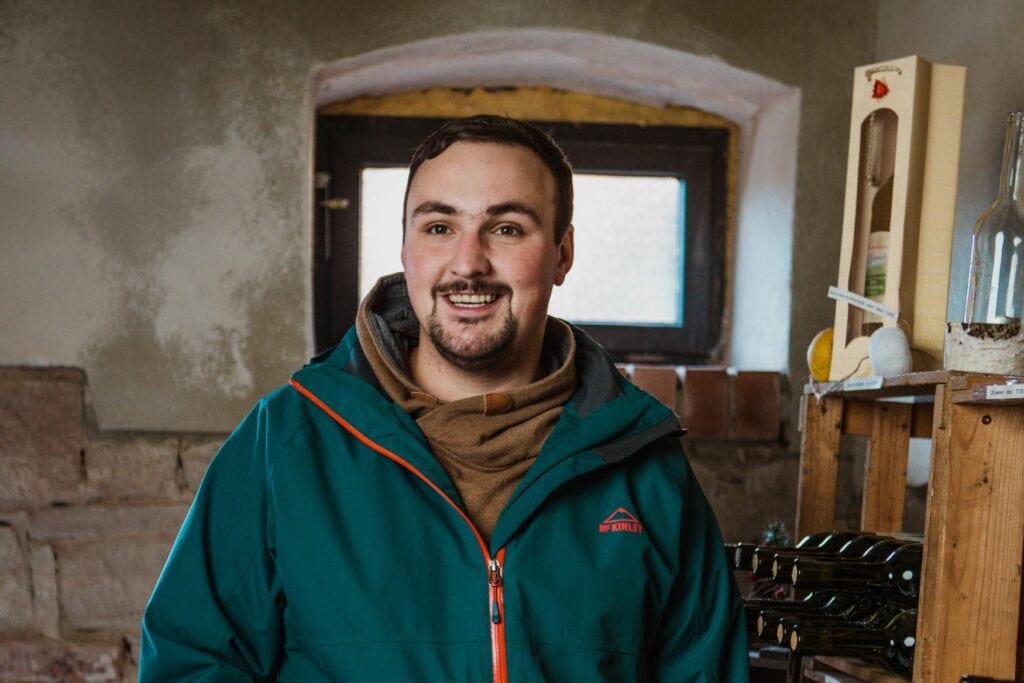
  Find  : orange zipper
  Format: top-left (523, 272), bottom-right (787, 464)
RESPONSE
top-left (290, 379), bottom-right (509, 683)
top-left (488, 548), bottom-right (507, 683)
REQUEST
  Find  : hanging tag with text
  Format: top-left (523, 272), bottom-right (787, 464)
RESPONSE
top-left (828, 286), bottom-right (899, 321)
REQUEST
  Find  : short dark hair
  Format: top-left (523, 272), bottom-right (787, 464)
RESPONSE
top-left (404, 115), bottom-right (574, 242)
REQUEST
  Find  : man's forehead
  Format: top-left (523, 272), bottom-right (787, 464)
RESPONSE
top-left (405, 142), bottom-right (557, 215)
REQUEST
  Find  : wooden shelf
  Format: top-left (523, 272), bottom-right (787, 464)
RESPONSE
top-left (796, 371), bottom-right (1024, 682)
top-left (806, 370), bottom-right (1024, 404)
top-left (805, 370), bottom-right (947, 401)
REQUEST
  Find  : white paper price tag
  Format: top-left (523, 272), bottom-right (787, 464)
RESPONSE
top-left (985, 384), bottom-right (1024, 400)
top-left (845, 377), bottom-right (884, 391)
top-left (827, 286), bottom-right (899, 321)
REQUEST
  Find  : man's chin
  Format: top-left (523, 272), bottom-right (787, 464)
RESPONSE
top-left (427, 324), bottom-right (517, 373)
top-left (432, 337), bottom-right (510, 371)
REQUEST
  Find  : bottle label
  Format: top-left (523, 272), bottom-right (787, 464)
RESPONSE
top-left (865, 232), bottom-right (889, 298)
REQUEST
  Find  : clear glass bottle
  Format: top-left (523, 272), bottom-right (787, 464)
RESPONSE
top-left (964, 112), bottom-right (1024, 324)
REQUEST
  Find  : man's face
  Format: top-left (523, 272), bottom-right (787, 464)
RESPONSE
top-left (401, 141), bottom-right (573, 375)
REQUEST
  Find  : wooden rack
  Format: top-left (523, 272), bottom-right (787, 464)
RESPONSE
top-left (796, 371), bottom-right (1024, 681)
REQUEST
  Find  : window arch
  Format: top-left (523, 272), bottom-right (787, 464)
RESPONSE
top-left (312, 30), bottom-right (800, 369)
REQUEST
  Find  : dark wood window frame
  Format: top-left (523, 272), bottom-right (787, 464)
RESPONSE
top-left (314, 114), bottom-right (728, 364)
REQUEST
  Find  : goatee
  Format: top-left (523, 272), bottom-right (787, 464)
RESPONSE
top-left (426, 282), bottom-right (518, 372)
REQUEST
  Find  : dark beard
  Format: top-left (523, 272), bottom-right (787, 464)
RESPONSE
top-left (426, 303), bottom-right (518, 373)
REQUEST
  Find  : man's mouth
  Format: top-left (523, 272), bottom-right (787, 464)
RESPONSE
top-left (446, 292), bottom-right (499, 307)
top-left (435, 281), bottom-right (510, 311)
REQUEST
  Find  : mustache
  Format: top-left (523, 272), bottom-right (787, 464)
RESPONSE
top-left (432, 280), bottom-right (512, 297)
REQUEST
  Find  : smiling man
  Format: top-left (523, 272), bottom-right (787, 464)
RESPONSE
top-left (403, 139), bottom-right (573, 397)
top-left (140, 115), bottom-right (749, 681)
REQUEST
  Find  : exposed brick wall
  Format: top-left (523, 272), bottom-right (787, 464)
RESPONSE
top-left (622, 365), bottom-right (796, 543)
top-left (0, 368), bottom-right (223, 682)
top-left (0, 365), bottom-right (796, 680)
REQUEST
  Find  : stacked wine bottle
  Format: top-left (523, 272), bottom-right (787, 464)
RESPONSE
top-left (728, 531), bottom-right (922, 676)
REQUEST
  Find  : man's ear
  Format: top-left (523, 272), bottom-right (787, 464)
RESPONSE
top-left (553, 225), bottom-right (574, 286)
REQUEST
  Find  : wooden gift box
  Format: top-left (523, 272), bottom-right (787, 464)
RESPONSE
top-left (829, 55), bottom-right (966, 380)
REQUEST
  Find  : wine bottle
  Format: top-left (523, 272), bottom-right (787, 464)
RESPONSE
top-left (753, 591), bottom-right (855, 640)
top-left (743, 589), bottom-right (839, 611)
top-left (742, 602), bottom-right (761, 637)
top-left (770, 535), bottom-right (900, 584)
top-left (750, 531), bottom-right (863, 578)
top-left (729, 531), bottom-right (830, 573)
top-left (746, 531), bottom-right (835, 576)
top-left (777, 597), bottom-right (901, 648)
top-left (791, 543), bottom-right (922, 605)
top-left (788, 609), bottom-right (916, 675)
top-left (964, 112), bottom-right (1024, 325)
top-left (726, 542), bottom-right (758, 571)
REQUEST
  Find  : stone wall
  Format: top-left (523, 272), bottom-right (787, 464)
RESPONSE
top-left (0, 368), bottom-right (221, 682)
top-left (0, 365), bottom-right (795, 680)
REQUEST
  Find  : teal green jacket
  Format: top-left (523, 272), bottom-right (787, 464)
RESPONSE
top-left (140, 324), bottom-right (749, 681)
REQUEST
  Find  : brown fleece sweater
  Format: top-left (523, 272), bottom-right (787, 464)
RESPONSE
top-left (356, 277), bottom-right (576, 543)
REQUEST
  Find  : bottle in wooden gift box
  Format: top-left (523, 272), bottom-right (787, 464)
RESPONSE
top-left (855, 109), bottom-right (898, 336)
top-left (964, 112), bottom-right (1024, 325)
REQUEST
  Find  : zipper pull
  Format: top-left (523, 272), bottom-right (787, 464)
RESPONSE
top-left (488, 558), bottom-right (503, 624)
top-left (488, 558), bottom-right (503, 587)
top-left (491, 598), bottom-right (501, 624)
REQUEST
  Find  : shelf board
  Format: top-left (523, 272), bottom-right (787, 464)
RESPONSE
top-left (950, 377), bottom-right (1024, 405)
top-left (807, 370), bottom-right (1024, 405)
top-left (805, 371), bottom-right (948, 401)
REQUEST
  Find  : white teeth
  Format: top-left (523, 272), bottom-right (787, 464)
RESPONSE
top-left (448, 293), bottom-right (497, 305)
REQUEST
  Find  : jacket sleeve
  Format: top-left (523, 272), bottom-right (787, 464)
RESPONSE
top-left (649, 449), bottom-right (751, 682)
top-left (139, 400), bottom-right (285, 682)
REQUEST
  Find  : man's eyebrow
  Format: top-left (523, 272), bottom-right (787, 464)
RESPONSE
top-left (487, 202), bottom-right (541, 224)
top-left (411, 201), bottom-right (458, 217)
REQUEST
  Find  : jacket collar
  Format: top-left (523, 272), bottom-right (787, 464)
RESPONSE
top-left (294, 277), bottom-right (684, 549)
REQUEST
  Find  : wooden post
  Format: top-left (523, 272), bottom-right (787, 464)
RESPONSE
top-left (912, 384), bottom-right (948, 683)
top-left (860, 401), bottom-right (912, 533)
top-left (914, 383), bottom-right (1024, 680)
top-left (796, 395), bottom-right (844, 538)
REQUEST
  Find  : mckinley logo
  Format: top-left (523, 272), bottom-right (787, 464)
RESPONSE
top-left (598, 507), bottom-right (644, 534)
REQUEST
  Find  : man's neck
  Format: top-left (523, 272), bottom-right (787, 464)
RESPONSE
top-left (408, 342), bottom-right (543, 402)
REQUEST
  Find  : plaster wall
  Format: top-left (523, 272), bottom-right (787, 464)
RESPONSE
top-left (0, 1), bottom-right (876, 432)
top-left (874, 0), bottom-right (1024, 321)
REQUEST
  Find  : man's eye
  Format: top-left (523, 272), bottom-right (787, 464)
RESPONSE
top-left (494, 224), bottom-right (521, 236)
top-left (426, 224), bottom-right (449, 235)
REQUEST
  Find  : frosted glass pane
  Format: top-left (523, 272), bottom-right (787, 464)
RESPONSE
top-left (359, 168), bottom-right (684, 327)
top-left (550, 175), bottom-right (683, 326)
top-left (359, 167), bottom-right (408, 298)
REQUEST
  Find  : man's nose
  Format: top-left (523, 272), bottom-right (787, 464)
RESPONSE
top-left (449, 231), bottom-right (491, 278)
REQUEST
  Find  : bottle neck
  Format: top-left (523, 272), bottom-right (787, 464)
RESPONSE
top-left (997, 112), bottom-right (1024, 204)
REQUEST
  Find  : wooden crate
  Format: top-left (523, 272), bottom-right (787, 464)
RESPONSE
top-left (797, 371), bottom-right (1024, 681)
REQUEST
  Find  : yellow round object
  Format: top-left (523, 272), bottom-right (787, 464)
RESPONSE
top-left (807, 328), bottom-right (834, 382)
